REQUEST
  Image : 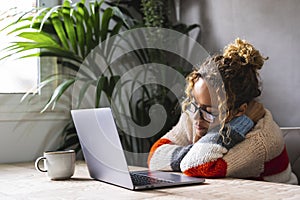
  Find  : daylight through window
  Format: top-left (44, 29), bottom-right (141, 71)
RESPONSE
top-left (0, 0), bottom-right (38, 93)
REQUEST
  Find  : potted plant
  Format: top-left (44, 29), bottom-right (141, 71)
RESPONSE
top-left (1, 0), bottom-right (131, 156)
top-left (107, 0), bottom-right (202, 159)
top-left (1, 0), bottom-right (201, 164)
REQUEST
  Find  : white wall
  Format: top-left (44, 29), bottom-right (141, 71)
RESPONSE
top-left (0, 97), bottom-right (70, 163)
top-left (0, 114), bottom-right (68, 163)
top-left (181, 0), bottom-right (300, 127)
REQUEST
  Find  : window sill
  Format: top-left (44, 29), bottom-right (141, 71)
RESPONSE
top-left (0, 110), bottom-right (70, 122)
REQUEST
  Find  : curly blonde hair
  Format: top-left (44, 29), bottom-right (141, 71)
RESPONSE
top-left (182, 38), bottom-right (268, 132)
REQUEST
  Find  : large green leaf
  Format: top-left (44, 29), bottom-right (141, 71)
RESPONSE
top-left (77, 79), bottom-right (96, 108)
top-left (77, 1), bottom-right (89, 22)
top-left (41, 79), bottom-right (76, 112)
top-left (18, 32), bottom-right (60, 46)
top-left (106, 75), bottom-right (120, 99)
top-left (95, 76), bottom-right (108, 107)
top-left (38, 5), bottom-right (62, 31)
top-left (30, 7), bottom-right (50, 28)
top-left (85, 16), bottom-right (94, 53)
top-left (50, 11), bottom-right (69, 49)
top-left (100, 7), bottom-right (113, 42)
top-left (106, 20), bottom-right (124, 62)
top-left (110, 6), bottom-right (130, 28)
top-left (73, 11), bottom-right (85, 57)
top-left (91, 0), bottom-right (103, 45)
top-left (62, 2), bottom-right (78, 54)
top-left (21, 74), bottom-right (73, 103)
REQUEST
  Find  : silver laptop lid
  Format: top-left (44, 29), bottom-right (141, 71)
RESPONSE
top-left (71, 107), bottom-right (134, 189)
top-left (72, 107), bottom-right (205, 190)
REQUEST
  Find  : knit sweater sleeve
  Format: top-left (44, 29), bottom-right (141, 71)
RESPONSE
top-left (224, 110), bottom-right (297, 184)
top-left (180, 115), bottom-right (254, 177)
top-left (148, 112), bottom-right (193, 171)
top-left (148, 113), bottom-right (254, 175)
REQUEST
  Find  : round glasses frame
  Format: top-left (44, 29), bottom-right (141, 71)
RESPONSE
top-left (187, 102), bottom-right (217, 123)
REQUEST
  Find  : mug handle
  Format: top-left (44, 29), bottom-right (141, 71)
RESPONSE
top-left (35, 157), bottom-right (47, 172)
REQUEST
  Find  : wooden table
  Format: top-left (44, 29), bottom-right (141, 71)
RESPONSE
top-left (0, 161), bottom-right (299, 200)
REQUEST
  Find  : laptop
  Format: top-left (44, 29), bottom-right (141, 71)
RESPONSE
top-left (71, 107), bottom-right (205, 190)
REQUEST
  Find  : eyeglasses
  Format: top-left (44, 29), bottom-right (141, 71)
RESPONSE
top-left (187, 102), bottom-right (217, 123)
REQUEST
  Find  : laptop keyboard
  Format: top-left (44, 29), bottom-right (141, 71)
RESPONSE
top-left (130, 173), bottom-right (174, 186)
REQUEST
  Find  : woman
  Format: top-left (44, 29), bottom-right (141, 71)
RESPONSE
top-left (147, 38), bottom-right (298, 184)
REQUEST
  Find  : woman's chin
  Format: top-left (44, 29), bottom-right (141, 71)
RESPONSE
top-left (195, 128), bottom-right (207, 138)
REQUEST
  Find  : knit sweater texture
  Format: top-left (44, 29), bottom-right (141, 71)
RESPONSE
top-left (148, 109), bottom-right (298, 184)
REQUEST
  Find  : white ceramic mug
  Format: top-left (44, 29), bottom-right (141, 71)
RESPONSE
top-left (35, 150), bottom-right (76, 180)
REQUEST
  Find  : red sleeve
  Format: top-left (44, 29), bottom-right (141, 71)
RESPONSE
top-left (182, 158), bottom-right (227, 178)
top-left (260, 146), bottom-right (290, 177)
top-left (147, 138), bottom-right (172, 167)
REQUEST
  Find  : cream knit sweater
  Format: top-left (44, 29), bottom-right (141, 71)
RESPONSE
top-left (148, 109), bottom-right (298, 184)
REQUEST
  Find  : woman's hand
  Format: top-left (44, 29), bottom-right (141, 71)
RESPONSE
top-left (245, 100), bottom-right (265, 123)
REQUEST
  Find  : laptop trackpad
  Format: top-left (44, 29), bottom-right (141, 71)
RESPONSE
top-left (133, 170), bottom-right (203, 183)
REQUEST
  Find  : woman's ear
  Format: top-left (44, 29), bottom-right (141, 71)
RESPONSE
top-left (235, 103), bottom-right (248, 117)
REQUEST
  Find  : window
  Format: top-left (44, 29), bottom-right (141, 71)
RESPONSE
top-left (0, 0), bottom-right (39, 93)
top-left (0, 0), bottom-right (68, 118)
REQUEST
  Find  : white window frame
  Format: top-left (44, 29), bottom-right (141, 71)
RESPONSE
top-left (0, 57), bottom-right (71, 121)
top-left (0, 0), bottom-right (70, 121)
